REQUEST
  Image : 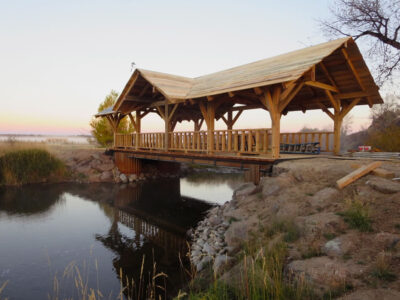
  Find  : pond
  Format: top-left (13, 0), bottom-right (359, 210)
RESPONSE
top-left (0, 172), bottom-right (243, 299)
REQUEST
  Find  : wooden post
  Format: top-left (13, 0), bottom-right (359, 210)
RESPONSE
top-left (333, 112), bottom-right (343, 155)
top-left (227, 111), bottom-right (233, 130)
top-left (270, 111), bottom-right (281, 158)
top-left (199, 101), bottom-right (216, 153)
top-left (135, 112), bottom-right (141, 149)
top-left (164, 102), bottom-right (169, 151)
top-left (319, 98), bottom-right (360, 155)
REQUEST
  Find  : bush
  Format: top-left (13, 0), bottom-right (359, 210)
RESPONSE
top-left (366, 125), bottom-right (400, 152)
top-left (0, 149), bottom-right (65, 185)
top-left (338, 199), bottom-right (373, 232)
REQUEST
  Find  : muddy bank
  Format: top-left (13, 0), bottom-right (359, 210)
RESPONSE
top-left (188, 158), bottom-right (400, 298)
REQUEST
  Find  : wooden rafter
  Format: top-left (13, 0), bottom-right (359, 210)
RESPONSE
top-left (325, 90), bottom-right (340, 112)
top-left (305, 81), bottom-right (339, 93)
top-left (341, 48), bottom-right (373, 107)
top-left (319, 62), bottom-right (339, 90)
top-left (317, 103), bottom-right (334, 120)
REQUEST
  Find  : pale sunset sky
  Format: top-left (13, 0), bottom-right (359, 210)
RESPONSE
top-left (0, 0), bottom-right (388, 135)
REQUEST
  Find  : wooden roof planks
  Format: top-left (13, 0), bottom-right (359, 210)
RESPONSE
top-left (337, 161), bottom-right (382, 189)
top-left (113, 37), bottom-right (383, 116)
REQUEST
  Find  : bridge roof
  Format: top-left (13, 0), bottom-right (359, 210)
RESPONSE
top-left (112, 37), bottom-right (382, 121)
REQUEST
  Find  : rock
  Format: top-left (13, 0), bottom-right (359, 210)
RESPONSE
top-left (196, 256), bottom-right (212, 272)
top-left (225, 221), bottom-right (248, 250)
top-left (234, 183), bottom-right (258, 197)
top-left (338, 288), bottom-right (400, 300)
top-left (260, 174), bottom-right (293, 197)
top-left (213, 255), bottom-right (234, 274)
top-left (322, 233), bottom-right (358, 257)
top-left (374, 232), bottom-right (400, 250)
top-left (88, 173), bottom-right (100, 182)
top-left (128, 174), bottom-right (137, 182)
top-left (203, 243), bottom-right (216, 256)
top-left (366, 177), bottom-right (400, 194)
top-left (76, 165), bottom-right (91, 174)
top-left (209, 215), bottom-right (222, 226)
top-left (287, 256), bottom-right (364, 293)
top-left (120, 174), bottom-right (128, 183)
top-left (323, 239), bottom-right (342, 257)
top-left (91, 153), bottom-right (100, 160)
top-left (309, 187), bottom-right (340, 209)
top-left (100, 171), bottom-right (112, 181)
top-left (97, 163), bottom-right (115, 172)
top-left (297, 212), bottom-right (347, 239)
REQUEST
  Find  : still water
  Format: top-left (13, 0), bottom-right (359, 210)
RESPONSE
top-left (0, 172), bottom-right (243, 299)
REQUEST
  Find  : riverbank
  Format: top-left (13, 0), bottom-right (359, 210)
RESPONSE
top-left (186, 158), bottom-right (400, 299)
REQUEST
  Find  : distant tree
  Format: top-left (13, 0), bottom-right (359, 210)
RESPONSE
top-left (320, 0), bottom-right (400, 85)
top-left (367, 94), bottom-right (400, 151)
top-left (90, 90), bottom-right (132, 147)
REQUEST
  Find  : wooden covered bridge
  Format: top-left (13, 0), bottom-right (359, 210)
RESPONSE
top-left (96, 37), bottom-right (383, 182)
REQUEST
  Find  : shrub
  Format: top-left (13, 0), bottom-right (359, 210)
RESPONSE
top-left (0, 149), bottom-right (65, 185)
top-left (338, 199), bottom-right (372, 232)
top-left (266, 219), bottom-right (302, 243)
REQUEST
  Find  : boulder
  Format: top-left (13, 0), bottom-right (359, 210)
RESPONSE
top-left (338, 288), bottom-right (400, 300)
top-left (100, 171), bottom-right (113, 181)
top-left (97, 163), bottom-right (115, 172)
top-left (224, 221), bottom-right (248, 249)
top-left (260, 173), bottom-right (294, 197)
top-left (309, 187), bottom-right (340, 209)
top-left (366, 177), bottom-right (400, 194)
top-left (120, 174), bottom-right (128, 183)
top-left (234, 183), bottom-right (258, 197)
top-left (322, 233), bottom-right (358, 257)
top-left (209, 215), bottom-right (222, 226)
top-left (297, 212), bottom-right (347, 239)
top-left (128, 174), bottom-right (138, 182)
top-left (213, 255), bottom-right (234, 274)
top-left (287, 256), bottom-right (364, 293)
top-left (196, 256), bottom-right (212, 272)
top-left (91, 153), bottom-right (100, 160)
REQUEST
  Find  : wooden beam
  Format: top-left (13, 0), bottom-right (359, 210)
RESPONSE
top-left (337, 161), bottom-right (382, 189)
top-left (253, 87), bottom-right (263, 96)
top-left (228, 92), bottom-right (235, 98)
top-left (317, 103), bottom-right (334, 120)
top-left (351, 163), bottom-right (395, 179)
top-left (156, 106), bottom-right (165, 119)
top-left (341, 48), bottom-right (373, 107)
top-left (168, 103), bottom-right (179, 121)
top-left (340, 98), bottom-right (361, 118)
top-left (305, 81), bottom-right (339, 93)
top-left (138, 84), bottom-right (151, 97)
top-left (319, 62), bottom-right (339, 90)
top-left (325, 90), bottom-right (340, 112)
top-left (278, 81), bottom-right (305, 113)
top-left (232, 109), bottom-right (243, 125)
top-left (207, 96), bottom-right (214, 101)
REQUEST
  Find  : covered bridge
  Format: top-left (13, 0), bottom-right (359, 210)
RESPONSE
top-left (96, 37), bottom-right (382, 178)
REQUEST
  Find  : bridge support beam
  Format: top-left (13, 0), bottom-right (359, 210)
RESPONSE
top-left (320, 98), bottom-right (360, 155)
top-left (199, 101), bottom-right (216, 153)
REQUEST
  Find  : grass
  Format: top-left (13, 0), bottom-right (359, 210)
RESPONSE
top-left (182, 237), bottom-right (313, 300)
top-left (264, 219), bottom-right (302, 243)
top-left (0, 280), bottom-right (8, 300)
top-left (338, 198), bottom-right (373, 232)
top-left (0, 149), bottom-right (65, 185)
top-left (371, 252), bottom-right (397, 282)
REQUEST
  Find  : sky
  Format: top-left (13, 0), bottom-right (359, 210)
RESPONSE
top-left (0, 0), bottom-right (384, 135)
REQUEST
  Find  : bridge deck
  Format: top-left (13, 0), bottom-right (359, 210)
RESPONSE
top-left (113, 147), bottom-right (330, 169)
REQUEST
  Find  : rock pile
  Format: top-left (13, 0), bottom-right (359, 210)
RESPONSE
top-left (189, 203), bottom-right (235, 273)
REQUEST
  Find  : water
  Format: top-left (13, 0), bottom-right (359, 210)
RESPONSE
top-left (0, 135), bottom-right (91, 144)
top-left (0, 172), bottom-right (243, 299)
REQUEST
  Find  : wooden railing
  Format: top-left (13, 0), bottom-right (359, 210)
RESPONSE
top-left (115, 130), bottom-right (334, 153)
top-left (280, 131), bottom-right (334, 152)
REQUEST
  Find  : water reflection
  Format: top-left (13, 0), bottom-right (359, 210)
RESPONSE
top-left (0, 174), bottom-right (238, 299)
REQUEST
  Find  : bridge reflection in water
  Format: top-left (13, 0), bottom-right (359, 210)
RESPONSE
top-left (94, 178), bottom-right (212, 299)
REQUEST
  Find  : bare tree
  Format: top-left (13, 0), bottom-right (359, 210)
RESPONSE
top-left (320, 0), bottom-right (400, 85)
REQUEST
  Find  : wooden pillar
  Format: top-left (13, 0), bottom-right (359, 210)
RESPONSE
top-left (227, 111), bottom-right (233, 130)
top-left (319, 98), bottom-right (361, 155)
top-left (270, 111), bottom-right (281, 158)
top-left (199, 101), bottom-right (216, 153)
top-left (164, 102), bottom-right (169, 151)
top-left (333, 113), bottom-right (343, 155)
